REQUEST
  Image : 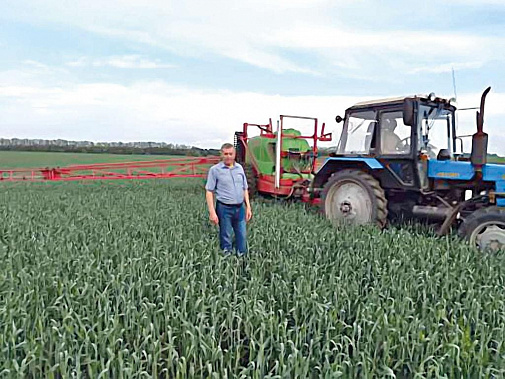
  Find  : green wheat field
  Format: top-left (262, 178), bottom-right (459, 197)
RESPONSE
top-left (1, 151), bottom-right (505, 378)
top-left (0, 151), bottom-right (183, 169)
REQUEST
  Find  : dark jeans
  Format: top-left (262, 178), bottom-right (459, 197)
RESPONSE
top-left (216, 201), bottom-right (247, 255)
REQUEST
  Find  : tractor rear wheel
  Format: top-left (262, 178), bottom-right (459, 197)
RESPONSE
top-left (458, 206), bottom-right (505, 252)
top-left (322, 169), bottom-right (388, 228)
top-left (244, 163), bottom-right (258, 198)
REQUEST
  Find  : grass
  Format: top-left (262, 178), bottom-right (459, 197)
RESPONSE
top-left (490, 157), bottom-right (505, 164)
top-left (1, 178), bottom-right (505, 377)
top-left (0, 151), bottom-right (183, 169)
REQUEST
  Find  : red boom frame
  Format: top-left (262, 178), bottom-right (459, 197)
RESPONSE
top-left (0, 156), bottom-right (220, 182)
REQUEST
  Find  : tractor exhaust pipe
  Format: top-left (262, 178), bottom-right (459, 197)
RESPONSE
top-left (471, 86), bottom-right (491, 173)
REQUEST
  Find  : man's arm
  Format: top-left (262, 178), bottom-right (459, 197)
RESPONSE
top-left (205, 167), bottom-right (219, 225)
top-left (241, 166), bottom-right (252, 222)
top-left (206, 190), bottom-right (219, 224)
top-left (244, 189), bottom-right (252, 221)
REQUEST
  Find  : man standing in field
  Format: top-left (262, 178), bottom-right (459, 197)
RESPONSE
top-left (205, 143), bottom-right (252, 256)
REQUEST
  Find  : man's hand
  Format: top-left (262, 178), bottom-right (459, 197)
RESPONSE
top-left (246, 206), bottom-right (252, 222)
top-left (209, 211), bottom-right (219, 225)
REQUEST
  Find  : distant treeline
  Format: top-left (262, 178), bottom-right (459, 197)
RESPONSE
top-left (488, 153), bottom-right (504, 161)
top-left (0, 145), bottom-right (220, 157)
top-left (459, 152), bottom-right (504, 163)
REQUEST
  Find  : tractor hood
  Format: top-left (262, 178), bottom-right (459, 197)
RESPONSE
top-left (428, 160), bottom-right (505, 206)
top-left (428, 160), bottom-right (505, 181)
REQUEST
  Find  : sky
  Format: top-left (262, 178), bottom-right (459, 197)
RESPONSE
top-left (0, 0), bottom-right (504, 154)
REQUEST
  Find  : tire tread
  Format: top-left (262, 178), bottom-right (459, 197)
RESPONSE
top-left (321, 169), bottom-right (388, 228)
top-left (458, 206), bottom-right (505, 241)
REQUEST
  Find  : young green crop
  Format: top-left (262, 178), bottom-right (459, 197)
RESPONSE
top-left (1, 179), bottom-right (505, 377)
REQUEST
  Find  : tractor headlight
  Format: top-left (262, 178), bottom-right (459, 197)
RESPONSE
top-left (428, 92), bottom-right (436, 102)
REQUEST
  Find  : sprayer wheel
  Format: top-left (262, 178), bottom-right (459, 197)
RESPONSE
top-left (244, 163), bottom-right (258, 198)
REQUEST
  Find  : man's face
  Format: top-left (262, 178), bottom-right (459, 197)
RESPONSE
top-left (221, 147), bottom-right (236, 166)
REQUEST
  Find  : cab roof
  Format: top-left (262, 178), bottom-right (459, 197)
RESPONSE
top-left (348, 94), bottom-right (452, 111)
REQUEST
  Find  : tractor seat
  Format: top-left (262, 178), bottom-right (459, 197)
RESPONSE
top-left (437, 149), bottom-right (451, 161)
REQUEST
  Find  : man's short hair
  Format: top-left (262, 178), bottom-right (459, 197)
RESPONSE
top-left (220, 143), bottom-right (235, 151)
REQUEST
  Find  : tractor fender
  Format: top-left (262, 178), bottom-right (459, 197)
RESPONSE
top-left (312, 157), bottom-right (384, 190)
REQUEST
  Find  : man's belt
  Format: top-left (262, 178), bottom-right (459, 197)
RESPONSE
top-left (217, 200), bottom-right (244, 207)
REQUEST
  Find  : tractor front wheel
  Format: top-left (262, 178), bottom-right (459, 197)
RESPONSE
top-left (458, 207), bottom-right (505, 252)
top-left (322, 169), bottom-right (388, 228)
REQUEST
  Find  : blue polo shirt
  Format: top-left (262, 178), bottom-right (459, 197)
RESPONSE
top-left (205, 161), bottom-right (248, 204)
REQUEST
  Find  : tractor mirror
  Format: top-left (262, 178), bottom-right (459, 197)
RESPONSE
top-left (403, 99), bottom-right (414, 126)
top-left (335, 115), bottom-right (343, 123)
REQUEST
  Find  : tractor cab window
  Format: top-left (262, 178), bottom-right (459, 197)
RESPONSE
top-left (337, 110), bottom-right (376, 155)
top-left (418, 105), bottom-right (454, 159)
top-left (379, 111), bottom-right (412, 155)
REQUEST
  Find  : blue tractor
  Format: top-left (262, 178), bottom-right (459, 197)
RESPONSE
top-left (312, 87), bottom-right (505, 252)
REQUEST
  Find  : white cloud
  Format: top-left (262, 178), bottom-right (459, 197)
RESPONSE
top-left (0, 80), bottom-right (361, 148)
top-left (66, 55), bottom-right (175, 69)
top-left (22, 60), bottom-right (50, 69)
top-left (5, 0), bottom-right (504, 76)
top-left (0, 80), bottom-right (503, 154)
top-left (0, 63), bottom-right (72, 88)
top-left (409, 61), bottom-right (484, 74)
top-left (446, 0), bottom-right (505, 4)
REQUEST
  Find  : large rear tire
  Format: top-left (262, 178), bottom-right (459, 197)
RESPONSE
top-left (458, 206), bottom-right (505, 252)
top-left (244, 163), bottom-right (258, 198)
top-left (322, 169), bottom-right (388, 228)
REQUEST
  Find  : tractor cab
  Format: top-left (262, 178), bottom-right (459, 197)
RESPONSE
top-left (330, 94), bottom-right (457, 191)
